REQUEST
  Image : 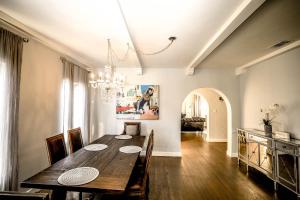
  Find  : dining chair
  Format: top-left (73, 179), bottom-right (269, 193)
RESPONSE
top-left (137, 130), bottom-right (154, 167)
top-left (0, 191), bottom-right (49, 200)
top-left (68, 127), bottom-right (83, 153)
top-left (46, 133), bottom-right (67, 165)
top-left (122, 122), bottom-right (141, 136)
top-left (124, 130), bottom-right (153, 200)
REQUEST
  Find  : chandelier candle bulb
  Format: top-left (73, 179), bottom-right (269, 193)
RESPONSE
top-left (88, 39), bottom-right (126, 100)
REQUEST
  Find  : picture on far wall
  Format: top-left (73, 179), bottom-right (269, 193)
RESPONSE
top-left (116, 85), bottom-right (159, 120)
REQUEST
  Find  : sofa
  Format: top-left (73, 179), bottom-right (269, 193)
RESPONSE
top-left (181, 116), bottom-right (206, 132)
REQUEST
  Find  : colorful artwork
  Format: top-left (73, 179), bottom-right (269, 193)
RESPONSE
top-left (116, 85), bottom-right (159, 120)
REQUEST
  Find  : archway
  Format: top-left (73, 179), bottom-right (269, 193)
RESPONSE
top-left (181, 88), bottom-right (233, 156)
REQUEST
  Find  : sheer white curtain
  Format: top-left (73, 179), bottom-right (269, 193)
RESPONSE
top-left (61, 59), bottom-right (89, 148)
top-left (194, 95), bottom-right (201, 117)
top-left (0, 28), bottom-right (23, 191)
top-left (182, 94), bottom-right (202, 117)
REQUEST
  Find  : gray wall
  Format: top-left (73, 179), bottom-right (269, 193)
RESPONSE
top-left (18, 40), bottom-right (63, 182)
top-left (240, 47), bottom-right (300, 138)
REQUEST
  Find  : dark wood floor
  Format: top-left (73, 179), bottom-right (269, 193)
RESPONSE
top-left (149, 133), bottom-right (297, 200)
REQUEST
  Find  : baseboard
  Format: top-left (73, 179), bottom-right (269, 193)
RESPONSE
top-left (207, 138), bottom-right (227, 142)
top-left (152, 151), bottom-right (182, 157)
top-left (226, 150), bottom-right (238, 157)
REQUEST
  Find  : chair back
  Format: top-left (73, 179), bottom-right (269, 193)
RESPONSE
top-left (143, 130), bottom-right (154, 183)
top-left (46, 134), bottom-right (67, 165)
top-left (0, 191), bottom-right (49, 200)
top-left (68, 127), bottom-right (83, 153)
top-left (123, 122), bottom-right (141, 136)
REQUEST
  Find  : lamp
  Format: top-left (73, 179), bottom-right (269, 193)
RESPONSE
top-left (89, 39), bottom-right (125, 100)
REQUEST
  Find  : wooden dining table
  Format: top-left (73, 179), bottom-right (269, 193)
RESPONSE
top-left (21, 135), bottom-right (146, 193)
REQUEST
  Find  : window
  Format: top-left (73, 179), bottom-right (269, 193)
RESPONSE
top-left (0, 61), bottom-right (7, 181)
top-left (60, 61), bottom-right (89, 149)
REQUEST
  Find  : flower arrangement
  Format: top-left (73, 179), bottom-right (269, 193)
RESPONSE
top-left (260, 104), bottom-right (280, 126)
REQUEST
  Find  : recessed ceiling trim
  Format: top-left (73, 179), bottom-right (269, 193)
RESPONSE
top-left (0, 10), bottom-right (94, 71)
top-left (235, 40), bottom-right (300, 75)
top-left (185, 0), bottom-right (265, 75)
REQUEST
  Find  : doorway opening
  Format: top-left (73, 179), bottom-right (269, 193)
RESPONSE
top-left (181, 88), bottom-right (233, 156)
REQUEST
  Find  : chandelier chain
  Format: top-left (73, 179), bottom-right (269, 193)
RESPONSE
top-left (134, 37), bottom-right (176, 56)
top-left (110, 36), bottom-right (177, 63)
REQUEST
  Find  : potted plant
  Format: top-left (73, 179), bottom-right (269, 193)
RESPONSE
top-left (262, 113), bottom-right (272, 135)
top-left (260, 104), bottom-right (280, 137)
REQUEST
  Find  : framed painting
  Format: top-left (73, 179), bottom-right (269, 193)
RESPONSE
top-left (116, 85), bottom-right (159, 120)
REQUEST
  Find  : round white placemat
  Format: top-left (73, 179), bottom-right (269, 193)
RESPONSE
top-left (115, 135), bottom-right (133, 140)
top-left (84, 144), bottom-right (108, 151)
top-left (119, 145), bottom-right (143, 154)
top-left (58, 167), bottom-right (99, 186)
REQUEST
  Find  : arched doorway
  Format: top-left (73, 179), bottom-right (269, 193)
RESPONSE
top-left (181, 88), bottom-right (233, 156)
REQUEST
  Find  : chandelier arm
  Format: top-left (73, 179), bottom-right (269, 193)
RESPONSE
top-left (111, 43), bottom-right (130, 62)
top-left (106, 39), bottom-right (110, 65)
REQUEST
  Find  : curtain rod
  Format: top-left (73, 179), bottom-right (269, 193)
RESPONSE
top-left (0, 18), bottom-right (29, 42)
top-left (60, 57), bottom-right (92, 72)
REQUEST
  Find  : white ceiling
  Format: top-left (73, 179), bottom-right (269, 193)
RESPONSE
top-left (0, 0), bottom-right (140, 68)
top-left (198, 0), bottom-right (300, 69)
top-left (118, 0), bottom-right (243, 68)
top-left (0, 0), bottom-right (248, 69)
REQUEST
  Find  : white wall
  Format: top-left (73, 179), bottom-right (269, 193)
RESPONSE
top-left (90, 67), bottom-right (241, 156)
top-left (18, 40), bottom-right (63, 182)
top-left (196, 88), bottom-right (227, 141)
top-left (240, 47), bottom-right (300, 138)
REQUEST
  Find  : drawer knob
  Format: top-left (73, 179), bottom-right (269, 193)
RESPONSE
top-left (282, 146), bottom-right (287, 148)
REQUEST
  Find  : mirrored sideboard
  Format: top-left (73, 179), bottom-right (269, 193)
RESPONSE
top-left (237, 129), bottom-right (300, 198)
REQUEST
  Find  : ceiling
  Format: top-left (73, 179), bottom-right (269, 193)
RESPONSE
top-left (0, 0), bottom-right (140, 68)
top-left (198, 0), bottom-right (300, 69)
top-left (1, 0), bottom-right (298, 72)
top-left (0, 0), bottom-right (248, 70)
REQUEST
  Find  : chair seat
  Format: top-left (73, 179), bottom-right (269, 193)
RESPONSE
top-left (128, 173), bottom-right (144, 191)
top-left (126, 166), bottom-right (147, 195)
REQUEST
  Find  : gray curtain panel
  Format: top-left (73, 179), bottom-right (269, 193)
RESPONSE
top-left (61, 59), bottom-right (90, 146)
top-left (0, 28), bottom-right (23, 191)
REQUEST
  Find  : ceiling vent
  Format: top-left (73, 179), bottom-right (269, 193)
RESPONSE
top-left (271, 40), bottom-right (291, 48)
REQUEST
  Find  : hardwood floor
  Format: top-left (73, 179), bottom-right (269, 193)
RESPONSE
top-left (149, 133), bottom-right (297, 200)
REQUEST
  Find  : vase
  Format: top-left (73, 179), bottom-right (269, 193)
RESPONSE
top-left (264, 125), bottom-right (272, 137)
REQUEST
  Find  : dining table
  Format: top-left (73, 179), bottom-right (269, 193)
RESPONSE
top-left (20, 135), bottom-right (146, 194)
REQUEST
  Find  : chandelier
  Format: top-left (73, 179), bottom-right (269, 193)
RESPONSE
top-left (89, 39), bottom-right (125, 100)
top-left (89, 36), bottom-right (177, 100)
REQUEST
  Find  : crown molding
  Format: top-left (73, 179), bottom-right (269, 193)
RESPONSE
top-left (185, 0), bottom-right (265, 75)
top-left (0, 10), bottom-right (94, 71)
top-left (235, 40), bottom-right (300, 75)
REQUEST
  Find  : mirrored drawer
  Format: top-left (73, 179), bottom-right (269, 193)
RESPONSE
top-left (276, 142), bottom-right (296, 155)
top-left (249, 134), bottom-right (272, 147)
